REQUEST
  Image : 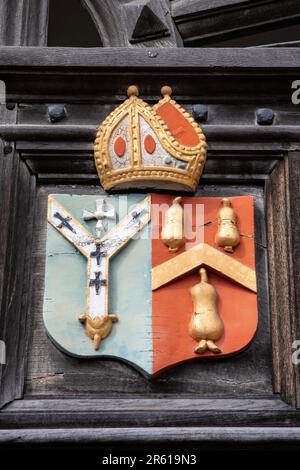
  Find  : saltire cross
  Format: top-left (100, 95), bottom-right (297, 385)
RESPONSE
top-left (48, 195), bottom-right (151, 349)
top-left (53, 212), bottom-right (76, 233)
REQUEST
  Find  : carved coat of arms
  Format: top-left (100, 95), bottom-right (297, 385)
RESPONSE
top-left (43, 86), bottom-right (257, 377)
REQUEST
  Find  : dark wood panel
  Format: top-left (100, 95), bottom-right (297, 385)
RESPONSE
top-left (2, 46), bottom-right (300, 69)
top-left (20, 151), bottom-right (279, 182)
top-left (0, 0), bottom-right (49, 46)
top-left (285, 152), bottom-right (300, 408)
top-left (16, 103), bottom-right (300, 126)
top-left (3, 124), bottom-right (300, 144)
top-left (265, 155), bottom-right (300, 407)
top-left (0, 151), bottom-right (36, 408)
top-left (1, 47), bottom-right (300, 104)
top-left (2, 426), bottom-right (300, 450)
top-left (1, 398), bottom-right (299, 429)
top-left (172, 0), bottom-right (300, 46)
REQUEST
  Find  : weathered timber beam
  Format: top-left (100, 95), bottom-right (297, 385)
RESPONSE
top-left (172, 0), bottom-right (300, 46)
top-left (1, 124), bottom-right (300, 142)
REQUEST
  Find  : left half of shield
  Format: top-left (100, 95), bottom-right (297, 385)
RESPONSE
top-left (44, 193), bottom-right (153, 376)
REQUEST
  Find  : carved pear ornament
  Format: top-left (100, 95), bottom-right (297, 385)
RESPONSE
top-left (161, 196), bottom-right (185, 252)
top-left (189, 268), bottom-right (224, 354)
top-left (215, 198), bottom-right (240, 253)
top-left (94, 85), bottom-right (207, 192)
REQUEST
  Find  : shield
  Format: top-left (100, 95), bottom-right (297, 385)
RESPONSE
top-left (43, 192), bottom-right (257, 377)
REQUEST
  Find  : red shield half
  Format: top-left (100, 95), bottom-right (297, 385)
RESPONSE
top-left (151, 194), bottom-right (257, 376)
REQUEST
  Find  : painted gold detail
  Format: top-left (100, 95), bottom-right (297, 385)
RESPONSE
top-left (127, 85), bottom-right (139, 97)
top-left (189, 268), bottom-right (224, 354)
top-left (78, 313), bottom-right (118, 350)
top-left (161, 196), bottom-right (185, 252)
top-left (160, 85), bottom-right (172, 97)
top-left (215, 198), bottom-right (240, 253)
top-left (152, 243), bottom-right (257, 293)
top-left (94, 85), bottom-right (207, 191)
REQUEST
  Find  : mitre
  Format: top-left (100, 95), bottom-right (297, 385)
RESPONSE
top-left (94, 85), bottom-right (207, 192)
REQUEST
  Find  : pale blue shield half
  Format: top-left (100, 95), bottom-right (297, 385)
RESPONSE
top-left (43, 193), bottom-right (152, 375)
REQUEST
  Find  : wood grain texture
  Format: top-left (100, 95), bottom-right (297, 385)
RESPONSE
top-left (0, 151), bottom-right (36, 408)
top-left (1, 398), bottom-right (299, 429)
top-left (2, 426), bottom-right (300, 450)
top-left (3, 124), bottom-right (300, 144)
top-left (16, 103), bottom-right (300, 127)
top-left (0, 0), bottom-right (49, 46)
top-left (172, 0), bottom-right (300, 46)
top-left (266, 156), bottom-right (300, 406)
top-left (0, 106), bottom-right (16, 328)
top-left (1, 46), bottom-right (300, 69)
top-left (1, 47), bottom-right (300, 105)
top-left (285, 152), bottom-right (300, 408)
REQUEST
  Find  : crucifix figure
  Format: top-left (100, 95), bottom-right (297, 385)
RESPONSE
top-left (48, 195), bottom-right (150, 350)
top-left (83, 198), bottom-right (116, 238)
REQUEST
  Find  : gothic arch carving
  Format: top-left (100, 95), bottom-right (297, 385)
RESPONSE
top-left (82, 0), bottom-right (182, 47)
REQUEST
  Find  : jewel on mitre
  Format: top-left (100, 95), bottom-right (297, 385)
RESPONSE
top-left (114, 136), bottom-right (126, 158)
top-left (94, 85), bottom-right (207, 191)
top-left (144, 134), bottom-right (156, 154)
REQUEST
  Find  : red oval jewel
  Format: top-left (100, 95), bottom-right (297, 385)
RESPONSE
top-left (144, 134), bottom-right (156, 154)
top-left (114, 136), bottom-right (126, 157)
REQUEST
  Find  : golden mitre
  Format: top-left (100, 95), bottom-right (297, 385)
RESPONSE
top-left (94, 85), bottom-right (207, 191)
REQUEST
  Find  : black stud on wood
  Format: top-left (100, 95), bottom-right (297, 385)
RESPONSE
top-left (47, 104), bottom-right (67, 123)
top-left (130, 3), bottom-right (169, 43)
top-left (3, 141), bottom-right (13, 155)
top-left (6, 103), bottom-right (16, 111)
top-left (256, 108), bottom-right (275, 125)
top-left (193, 104), bottom-right (208, 123)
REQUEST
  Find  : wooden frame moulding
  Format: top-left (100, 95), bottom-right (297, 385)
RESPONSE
top-left (0, 48), bottom-right (300, 448)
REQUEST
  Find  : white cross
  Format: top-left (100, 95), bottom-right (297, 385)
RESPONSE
top-left (83, 198), bottom-right (116, 238)
top-left (48, 195), bottom-right (151, 349)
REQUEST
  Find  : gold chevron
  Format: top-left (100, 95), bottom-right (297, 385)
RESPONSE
top-left (152, 243), bottom-right (257, 293)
